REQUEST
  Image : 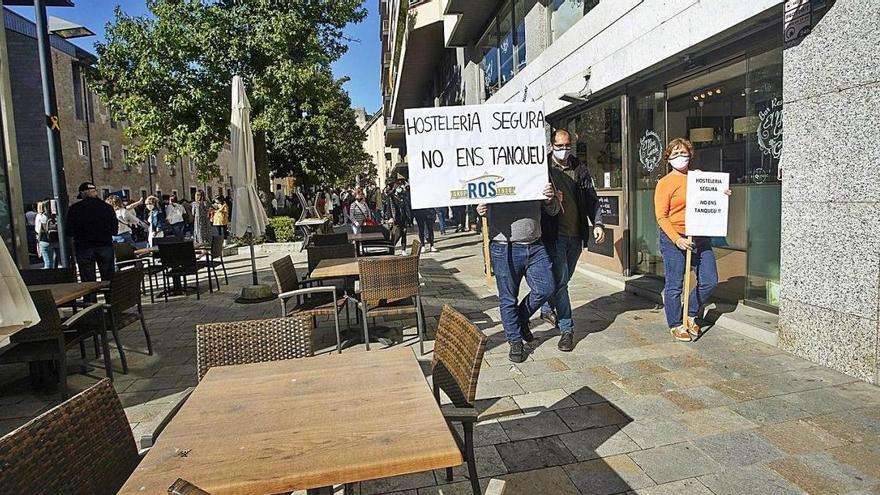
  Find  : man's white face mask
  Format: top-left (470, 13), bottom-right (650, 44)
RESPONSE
top-left (552, 148), bottom-right (571, 162)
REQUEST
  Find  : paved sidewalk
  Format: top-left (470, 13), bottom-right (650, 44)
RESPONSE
top-left (2, 231), bottom-right (879, 494)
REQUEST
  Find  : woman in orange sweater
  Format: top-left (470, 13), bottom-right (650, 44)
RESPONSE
top-left (654, 138), bottom-right (728, 342)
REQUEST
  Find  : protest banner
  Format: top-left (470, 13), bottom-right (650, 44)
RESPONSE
top-left (403, 101), bottom-right (549, 210)
top-left (685, 171), bottom-right (730, 237)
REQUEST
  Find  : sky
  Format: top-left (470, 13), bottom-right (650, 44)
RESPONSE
top-left (9, 0), bottom-right (382, 113)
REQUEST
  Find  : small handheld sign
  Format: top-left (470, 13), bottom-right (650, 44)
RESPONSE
top-left (403, 102), bottom-right (550, 210)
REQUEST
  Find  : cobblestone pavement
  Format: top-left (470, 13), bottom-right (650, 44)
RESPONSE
top-left (3, 230), bottom-right (880, 494)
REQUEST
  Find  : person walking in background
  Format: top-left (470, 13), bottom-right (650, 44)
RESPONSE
top-left (413, 207), bottom-right (437, 253)
top-left (34, 200), bottom-right (60, 268)
top-left (165, 194), bottom-right (186, 238)
top-left (107, 195), bottom-right (146, 245)
top-left (349, 188), bottom-right (372, 234)
top-left (316, 191), bottom-right (327, 217)
top-left (387, 180), bottom-right (412, 255)
top-left (451, 205), bottom-right (466, 233)
top-left (330, 188), bottom-right (341, 225)
top-left (539, 129), bottom-right (605, 352)
top-left (191, 190), bottom-right (211, 245)
top-left (435, 207), bottom-right (448, 235)
top-left (478, 181), bottom-right (560, 363)
top-left (655, 138), bottom-right (727, 342)
top-left (66, 182), bottom-right (117, 296)
top-left (145, 195), bottom-right (168, 246)
top-left (212, 195), bottom-right (230, 239)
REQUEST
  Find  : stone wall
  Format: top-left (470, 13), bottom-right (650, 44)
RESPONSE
top-left (6, 28), bottom-right (233, 207)
top-left (779, 0), bottom-right (880, 384)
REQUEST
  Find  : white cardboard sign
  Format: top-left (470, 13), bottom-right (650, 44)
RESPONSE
top-left (685, 171), bottom-right (730, 237)
top-left (404, 102), bottom-right (549, 210)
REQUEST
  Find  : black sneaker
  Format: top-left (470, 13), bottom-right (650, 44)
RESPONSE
top-left (520, 319), bottom-right (535, 343)
top-left (540, 311), bottom-right (558, 327)
top-left (558, 332), bottom-right (574, 352)
top-left (508, 341), bottom-right (526, 363)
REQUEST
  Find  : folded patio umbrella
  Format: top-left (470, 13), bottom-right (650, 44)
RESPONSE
top-left (0, 239), bottom-right (39, 327)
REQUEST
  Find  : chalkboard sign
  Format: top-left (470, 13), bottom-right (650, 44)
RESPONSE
top-left (598, 195), bottom-right (620, 226)
top-left (587, 228), bottom-right (614, 257)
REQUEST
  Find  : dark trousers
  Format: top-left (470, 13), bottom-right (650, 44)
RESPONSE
top-left (414, 210), bottom-right (435, 246)
top-left (452, 206), bottom-right (466, 230)
top-left (214, 225), bottom-right (228, 239)
top-left (75, 245), bottom-right (115, 302)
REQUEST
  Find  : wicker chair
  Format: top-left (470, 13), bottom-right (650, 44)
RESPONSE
top-left (18, 267), bottom-right (76, 285)
top-left (0, 290), bottom-right (111, 398)
top-left (410, 239), bottom-right (422, 257)
top-left (97, 266), bottom-right (153, 374)
top-left (271, 255), bottom-right (349, 353)
top-left (355, 253), bottom-right (425, 354)
top-left (114, 242), bottom-right (165, 303)
top-left (306, 242), bottom-right (357, 274)
top-left (157, 241), bottom-right (213, 301)
top-left (195, 315), bottom-right (314, 381)
top-left (0, 378), bottom-right (138, 493)
top-left (310, 232), bottom-right (348, 246)
top-left (432, 305), bottom-right (489, 495)
top-left (203, 235), bottom-right (228, 286)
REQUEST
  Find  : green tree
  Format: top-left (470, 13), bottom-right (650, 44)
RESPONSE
top-left (89, 0), bottom-right (371, 190)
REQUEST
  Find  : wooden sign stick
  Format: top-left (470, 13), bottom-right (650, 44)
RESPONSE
top-left (681, 235), bottom-right (693, 331)
top-left (482, 216), bottom-right (493, 285)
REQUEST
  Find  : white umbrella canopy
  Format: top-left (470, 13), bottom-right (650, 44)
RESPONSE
top-left (230, 75), bottom-right (268, 239)
top-left (0, 239), bottom-right (39, 328)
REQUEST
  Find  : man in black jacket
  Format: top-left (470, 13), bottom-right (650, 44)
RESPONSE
top-left (66, 182), bottom-right (118, 296)
top-left (540, 129), bottom-right (605, 351)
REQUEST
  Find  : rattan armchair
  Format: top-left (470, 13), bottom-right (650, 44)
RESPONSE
top-left (355, 253), bottom-right (426, 354)
top-left (0, 378), bottom-right (139, 493)
top-left (95, 266), bottom-right (153, 374)
top-left (18, 267), bottom-right (77, 285)
top-left (0, 290), bottom-right (112, 398)
top-left (157, 241), bottom-right (213, 301)
top-left (432, 305), bottom-right (488, 495)
top-left (114, 242), bottom-right (166, 303)
top-left (195, 315), bottom-right (314, 381)
top-left (203, 235), bottom-right (228, 286)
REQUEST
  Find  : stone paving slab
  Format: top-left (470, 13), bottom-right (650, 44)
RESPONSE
top-left (3, 230), bottom-right (880, 494)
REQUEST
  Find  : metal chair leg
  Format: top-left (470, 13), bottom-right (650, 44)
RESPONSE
top-left (415, 296), bottom-right (425, 356)
top-left (361, 304), bottom-right (370, 351)
top-left (99, 313), bottom-right (113, 380)
top-left (109, 313), bottom-right (128, 374)
top-left (464, 421), bottom-right (480, 495)
top-left (139, 303), bottom-right (153, 355)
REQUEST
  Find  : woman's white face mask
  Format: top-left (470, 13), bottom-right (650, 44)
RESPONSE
top-left (669, 156), bottom-right (690, 171)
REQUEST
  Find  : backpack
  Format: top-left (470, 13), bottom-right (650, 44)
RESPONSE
top-left (39, 215), bottom-right (59, 243)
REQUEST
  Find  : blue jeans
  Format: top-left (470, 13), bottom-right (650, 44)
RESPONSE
top-left (38, 241), bottom-right (60, 269)
top-left (489, 241), bottom-right (556, 343)
top-left (112, 232), bottom-right (134, 244)
top-left (414, 210), bottom-right (435, 246)
top-left (541, 235), bottom-right (583, 333)
top-left (435, 208), bottom-right (447, 233)
top-left (658, 228), bottom-right (719, 328)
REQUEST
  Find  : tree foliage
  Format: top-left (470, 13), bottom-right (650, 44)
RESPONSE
top-left (89, 0), bottom-right (372, 187)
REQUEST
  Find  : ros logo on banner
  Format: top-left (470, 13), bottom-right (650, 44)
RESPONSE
top-left (403, 101), bottom-right (550, 210)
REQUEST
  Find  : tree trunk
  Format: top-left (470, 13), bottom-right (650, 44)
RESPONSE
top-left (253, 130), bottom-right (271, 197)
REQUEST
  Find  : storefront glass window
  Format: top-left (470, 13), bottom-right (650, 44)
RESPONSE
top-left (478, 0), bottom-right (528, 101)
top-left (551, 0), bottom-right (599, 42)
top-left (562, 97), bottom-right (623, 190)
top-left (630, 45), bottom-right (782, 308)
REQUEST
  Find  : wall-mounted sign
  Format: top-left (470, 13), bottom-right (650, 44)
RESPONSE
top-left (758, 98), bottom-right (783, 160)
top-left (639, 130), bottom-right (663, 172)
top-left (597, 195), bottom-right (620, 226)
top-left (784, 0), bottom-right (812, 49)
top-left (404, 102), bottom-right (549, 209)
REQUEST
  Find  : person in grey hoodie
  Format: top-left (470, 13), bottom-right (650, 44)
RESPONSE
top-left (478, 182), bottom-right (560, 362)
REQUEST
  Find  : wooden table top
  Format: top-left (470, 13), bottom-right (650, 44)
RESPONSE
top-left (348, 232), bottom-right (385, 242)
top-left (27, 281), bottom-right (109, 305)
top-left (310, 257), bottom-right (360, 279)
top-left (119, 348), bottom-right (461, 494)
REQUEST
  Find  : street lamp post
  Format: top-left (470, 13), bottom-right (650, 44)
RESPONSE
top-left (33, 0), bottom-right (71, 266)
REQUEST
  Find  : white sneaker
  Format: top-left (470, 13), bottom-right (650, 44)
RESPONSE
top-left (399, 249), bottom-right (408, 256)
top-left (429, 245), bottom-right (438, 252)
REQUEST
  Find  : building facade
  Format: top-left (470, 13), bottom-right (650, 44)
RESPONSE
top-left (360, 107), bottom-right (399, 189)
top-left (0, 8), bottom-right (233, 262)
top-left (384, 0), bottom-right (880, 383)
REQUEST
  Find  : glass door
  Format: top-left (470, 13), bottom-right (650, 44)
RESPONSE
top-left (630, 90), bottom-right (667, 276)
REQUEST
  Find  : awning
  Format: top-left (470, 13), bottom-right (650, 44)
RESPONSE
top-left (389, 1), bottom-right (445, 125)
